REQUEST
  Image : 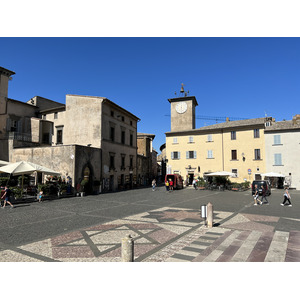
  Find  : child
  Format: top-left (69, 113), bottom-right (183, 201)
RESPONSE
top-left (38, 190), bottom-right (43, 203)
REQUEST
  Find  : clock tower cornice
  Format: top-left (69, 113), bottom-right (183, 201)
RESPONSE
top-left (168, 96), bottom-right (198, 107)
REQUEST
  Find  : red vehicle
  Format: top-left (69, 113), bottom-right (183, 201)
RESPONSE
top-left (165, 174), bottom-right (184, 189)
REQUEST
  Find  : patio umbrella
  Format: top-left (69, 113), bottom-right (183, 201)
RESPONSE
top-left (206, 171), bottom-right (235, 177)
top-left (261, 172), bottom-right (285, 177)
top-left (0, 161), bottom-right (60, 196)
top-left (0, 160), bottom-right (10, 167)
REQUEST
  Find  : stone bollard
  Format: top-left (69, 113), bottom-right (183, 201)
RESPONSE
top-left (207, 202), bottom-right (213, 228)
top-left (121, 234), bottom-right (134, 262)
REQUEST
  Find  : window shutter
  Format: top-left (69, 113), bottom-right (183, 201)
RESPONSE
top-left (208, 150), bottom-right (212, 158)
top-left (194, 151), bottom-right (197, 159)
top-left (274, 153), bottom-right (282, 165)
top-left (186, 151), bottom-right (189, 159)
top-left (171, 152), bottom-right (174, 159)
top-left (6, 118), bottom-right (11, 132)
top-left (274, 135), bottom-right (281, 144)
top-left (178, 152), bottom-right (181, 159)
top-left (17, 120), bottom-right (22, 133)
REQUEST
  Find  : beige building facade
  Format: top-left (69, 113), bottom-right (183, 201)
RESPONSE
top-left (264, 115), bottom-right (300, 190)
top-left (165, 91), bottom-right (269, 184)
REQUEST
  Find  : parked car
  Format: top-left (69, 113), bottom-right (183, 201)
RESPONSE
top-left (251, 180), bottom-right (271, 196)
top-left (165, 174), bottom-right (184, 189)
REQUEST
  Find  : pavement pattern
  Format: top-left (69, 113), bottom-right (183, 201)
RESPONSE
top-left (1, 205), bottom-right (300, 262)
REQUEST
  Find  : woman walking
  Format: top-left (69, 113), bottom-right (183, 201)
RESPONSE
top-left (281, 186), bottom-right (292, 206)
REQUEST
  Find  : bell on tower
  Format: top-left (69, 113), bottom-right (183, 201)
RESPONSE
top-left (180, 83), bottom-right (185, 96)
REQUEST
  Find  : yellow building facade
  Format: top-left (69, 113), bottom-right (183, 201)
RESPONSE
top-left (166, 92), bottom-right (268, 184)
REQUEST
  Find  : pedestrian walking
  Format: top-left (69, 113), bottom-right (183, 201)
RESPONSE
top-left (152, 179), bottom-right (156, 191)
top-left (261, 185), bottom-right (269, 205)
top-left (1, 186), bottom-right (14, 209)
top-left (281, 186), bottom-right (292, 206)
top-left (253, 184), bottom-right (262, 206)
top-left (165, 180), bottom-right (170, 192)
top-left (192, 178), bottom-right (198, 190)
top-left (169, 179), bottom-right (173, 191)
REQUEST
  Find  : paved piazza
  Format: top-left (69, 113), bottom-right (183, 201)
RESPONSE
top-left (1, 186), bottom-right (300, 262)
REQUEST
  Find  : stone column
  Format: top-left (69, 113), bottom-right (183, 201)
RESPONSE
top-left (207, 202), bottom-right (213, 228)
top-left (121, 234), bottom-right (134, 262)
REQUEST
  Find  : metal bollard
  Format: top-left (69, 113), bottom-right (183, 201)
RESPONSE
top-left (121, 234), bottom-right (134, 262)
top-left (207, 202), bottom-right (213, 228)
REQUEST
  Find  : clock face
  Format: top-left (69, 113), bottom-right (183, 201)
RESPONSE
top-left (175, 102), bottom-right (187, 114)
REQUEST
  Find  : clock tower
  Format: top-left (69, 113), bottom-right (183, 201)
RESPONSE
top-left (168, 84), bottom-right (198, 132)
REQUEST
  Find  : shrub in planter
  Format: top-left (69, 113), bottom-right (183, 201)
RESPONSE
top-left (10, 186), bottom-right (22, 199)
top-left (38, 184), bottom-right (50, 195)
top-left (0, 177), bottom-right (10, 187)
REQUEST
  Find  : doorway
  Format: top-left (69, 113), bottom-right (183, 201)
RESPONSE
top-left (188, 173), bottom-right (194, 185)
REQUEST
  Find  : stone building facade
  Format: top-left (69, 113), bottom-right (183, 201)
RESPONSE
top-left (0, 66), bottom-right (141, 193)
top-left (137, 133), bottom-right (157, 186)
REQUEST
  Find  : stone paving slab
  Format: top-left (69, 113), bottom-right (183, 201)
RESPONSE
top-left (1, 206), bottom-right (300, 262)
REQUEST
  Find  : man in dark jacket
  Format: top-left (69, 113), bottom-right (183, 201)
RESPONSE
top-left (261, 185), bottom-right (269, 205)
top-left (1, 186), bottom-right (14, 209)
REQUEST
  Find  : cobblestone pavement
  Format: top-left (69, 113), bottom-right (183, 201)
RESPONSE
top-left (1, 204), bottom-right (300, 262)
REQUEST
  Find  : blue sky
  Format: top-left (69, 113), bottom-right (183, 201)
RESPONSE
top-left (1, 37), bottom-right (300, 151)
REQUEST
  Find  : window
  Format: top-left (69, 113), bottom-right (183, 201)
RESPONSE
top-left (111, 111), bottom-right (114, 117)
top-left (110, 127), bottom-right (115, 142)
top-left (173, 137), bottom-right (178, 144)
top-left (122, 116), bottom-right (125, 122)
top-left (109, 154), bottom-right (115, 170)
top-left (130, 133), bottom-right (133, 146)
top-left (121, 130), bottom-right (125, 144)
top-left (56, 126), bottom-right (63, 144)
top-left (188, 136), bottom-right (194, 143)
top-left (121, 155), bottom-right (126, 170)
top-left (254, 129), bottom-right (260, 138)
top-left (171, 151), bottom-right (180, 160)
top-left (273, 135), bottom-right (282, 145)
top-left (254, 149), bottom-right (261, 160)
top-left (186, 151), bottom-right (197, 159)
top-left (207, 134), bottom-right (213, 142)
top-left (231, 150), bottom-right (237, 160)
top-left (207, 150), bottom-right (213, 159)
top-left (10, 120), bottom-right (18, 132)
top-left (274, 153), bottom-right (282, 166)
top-left (231, 131), bottom-right (236, 140)
top-left (129, 156), bottom-right (133, 169)
top-left (232, 169), bottom-right (238, 177)
top-left (54, 112), bottom-right (58, 119)
top-left (42, 133), bottom-right (50, 144)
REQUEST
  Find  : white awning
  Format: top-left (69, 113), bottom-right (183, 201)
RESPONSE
top-left (261, 172), bottom-right (285, 178)
top-left (206, 171), bottom-right (235, 177)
